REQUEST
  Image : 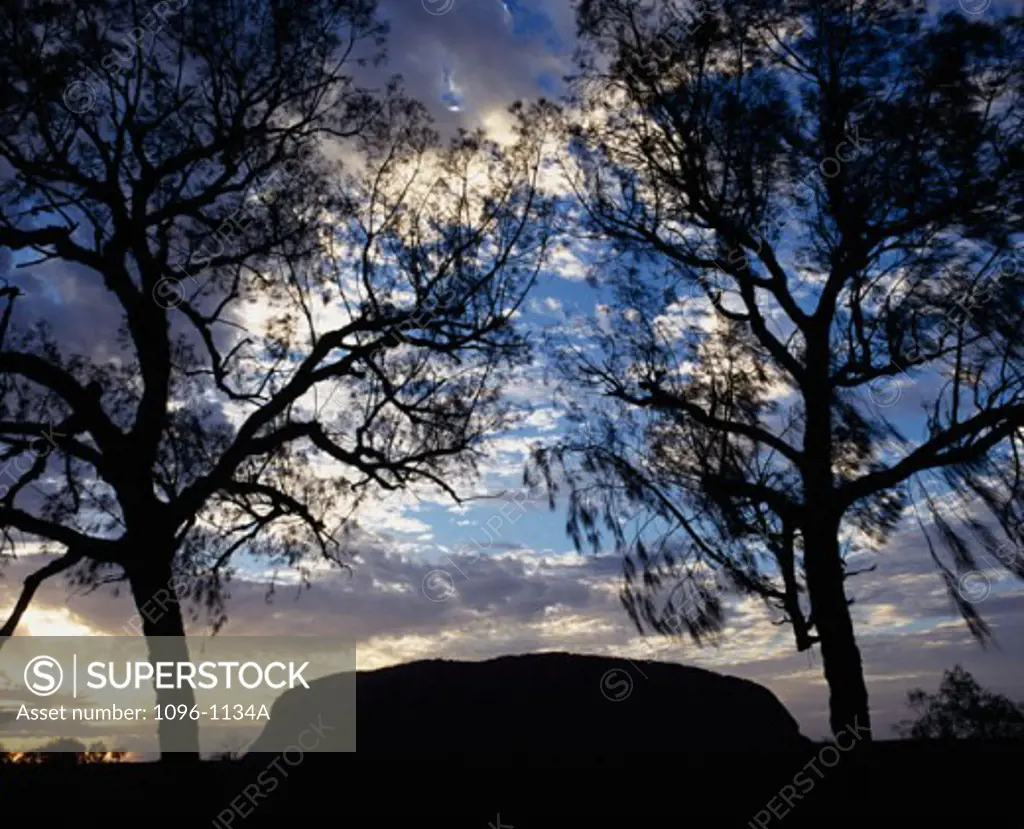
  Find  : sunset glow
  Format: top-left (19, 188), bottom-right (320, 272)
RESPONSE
top-left (19, 607), bottom-right (97, 638)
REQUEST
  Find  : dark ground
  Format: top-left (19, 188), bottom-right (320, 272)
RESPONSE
top-left (4, 742), bottom-right (1021, 826)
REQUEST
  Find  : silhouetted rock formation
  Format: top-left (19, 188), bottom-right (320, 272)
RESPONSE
top-left (246, 652), bottom-right (810, 753)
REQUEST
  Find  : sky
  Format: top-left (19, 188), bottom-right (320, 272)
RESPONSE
top-left (2, 0), bottom-right (1024, 747)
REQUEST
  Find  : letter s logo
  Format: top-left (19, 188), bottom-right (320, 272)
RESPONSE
top-left (599, 669), bottom-right (634, 702)
top-left (25, 656), bottom-right (63, 697)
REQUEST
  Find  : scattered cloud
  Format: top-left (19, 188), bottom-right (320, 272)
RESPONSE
top-left (4, 523), bottom-right (1022, 740)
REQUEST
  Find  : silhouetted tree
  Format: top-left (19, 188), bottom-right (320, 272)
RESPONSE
top-left (529, 0), bottom-right (1024, 739)
top-left (0, 0), bottom-right (553, 759)
top-left (895, 665), bottom-right (1024, 740)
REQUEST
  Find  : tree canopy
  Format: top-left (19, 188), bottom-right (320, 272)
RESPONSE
top-left (529, 0), bottom-right (1024, 737)
top-left (0, 0), bottom-right (554, 756)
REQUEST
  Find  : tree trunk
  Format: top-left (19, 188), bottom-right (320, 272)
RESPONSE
top-left (127, 558), bottom-right (200, 762)
top-left (804, 519), bottom-right (873, 742)
top-left (802, 358), bottom-right (873, 744)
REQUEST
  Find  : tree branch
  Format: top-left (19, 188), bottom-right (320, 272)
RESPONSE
top-left (0, 549), bottom-right (86, 643)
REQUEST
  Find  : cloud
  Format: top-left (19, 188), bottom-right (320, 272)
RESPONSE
top-left (375, 0), bottom-right (573, 131)
top-left (4, 515), bottom-right (1023, 741)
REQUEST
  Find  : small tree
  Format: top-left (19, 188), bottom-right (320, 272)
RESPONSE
top-left (0, 0), bottom-right (553, 758)
top-left (530, 0), bottom-right (1024, 740)
top-left (895, 665), bottom-right (1024, 740)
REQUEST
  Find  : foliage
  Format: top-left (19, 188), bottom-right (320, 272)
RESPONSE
top-left (895, 665), bottom-right (1024, 740)
top-left (0, 0), bottom-right (554, 629)
top-left (528, 0), bottom-right (1024, 733)
top-left (0, 0), bottom-right (554, 756)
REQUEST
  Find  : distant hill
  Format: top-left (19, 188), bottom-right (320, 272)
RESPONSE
top-left (246, 652), bottom-right (811, 754)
